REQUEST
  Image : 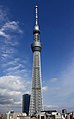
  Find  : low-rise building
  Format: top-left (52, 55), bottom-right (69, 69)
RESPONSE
top-left (7, 111), bottom-right (30, 119)
top-left (31, 110), bottom-right (62, 119)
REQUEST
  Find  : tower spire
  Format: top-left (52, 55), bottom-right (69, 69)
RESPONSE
top-left (35, 5), bottom-right (38, 25)
top-left (33, 4), bottom-right (40, 37)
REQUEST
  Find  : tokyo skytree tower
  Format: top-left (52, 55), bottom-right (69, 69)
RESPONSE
top-left (29, 5), bottom-right (43, 116)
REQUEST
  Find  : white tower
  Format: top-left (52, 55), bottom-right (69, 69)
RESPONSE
top-left (30, 5), bottom-right (42, 116)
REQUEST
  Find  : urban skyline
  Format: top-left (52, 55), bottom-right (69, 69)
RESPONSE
top-left (0, 0), bottom-right (74, 112)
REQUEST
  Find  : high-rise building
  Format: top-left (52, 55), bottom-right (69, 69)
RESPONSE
top-left (29, 5), bottom-right (43, 116)
top-left (22, 94), bottom-right (30, 115)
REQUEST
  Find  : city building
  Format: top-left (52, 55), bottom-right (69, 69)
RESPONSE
top-left (31, 110), bottom-right (62, 119)
top-left (29, 4), bottom-right (43, 116)
top-left (62, 109), bottom-right (67, 119)
top-left (62, 109), bottom-right (67, 114)
top-left (0, 114), bottom-right (3, 119)
top-left (22, 94), bottom-right (30, 115)
top-left (7, 111), bottom-right (28, 119)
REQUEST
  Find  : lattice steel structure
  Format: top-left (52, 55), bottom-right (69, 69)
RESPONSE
top-left (29, 5), bottom-right (42, 116)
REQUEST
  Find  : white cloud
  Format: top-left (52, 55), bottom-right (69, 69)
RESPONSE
top-left (0, 21), bottom-right (23, 39)
top-left (50, 77), bottom-right (58, 83)
top-left (0, 30), bottom-right (9, 38)
top-left (0, 5), bottom-right (31, 113)
top-left (1, 57), bottom-right (31, 80)
top-left (6, 64), bottom-right (23, 72)
top-left (42, 86), bottom-right (48, 92)
top-left (0, 75), bottom-right (29, 92)
top-left (0, 75), bottom-right (31, 111)
top-left (1, 21), bottom-right (23, 34)
top-left (44, 105), bottom-right (59, 110)
top-left (0, 20), bottom-right (23, 63)
top-left (43, 57), bottom-right (74, 108)
top-left (0, 5), bottom-right (8, 23)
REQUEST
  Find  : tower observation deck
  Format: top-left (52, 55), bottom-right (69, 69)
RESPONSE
top-left (29, 5), bottom-right (43, 116)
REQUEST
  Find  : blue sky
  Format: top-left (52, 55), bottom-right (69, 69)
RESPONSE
top-left (0, 0), bottom-right (74, 112)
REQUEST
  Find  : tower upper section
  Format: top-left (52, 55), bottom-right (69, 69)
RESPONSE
top-left (33, 5), bottom-right (40, 34)
top-left (31, 5), bottom-right (42, 52)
